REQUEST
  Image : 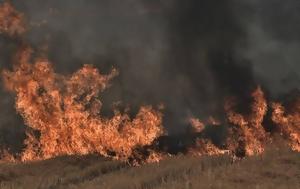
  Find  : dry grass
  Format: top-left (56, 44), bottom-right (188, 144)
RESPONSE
top-left (0, 148), bottom-right (299, 189)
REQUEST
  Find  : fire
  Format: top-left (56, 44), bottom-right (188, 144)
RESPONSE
top-left (189, 118), bottom-right (205, 133)
top-left (0, 149), bottom-right (15, 162)
top-left (188, 87), bottom-right (299, 158)
top-left (271, 99), bottom-right (300, 152)
top-left (2, 47), bottom-right (164, 162)
top-left (0, 2), bottom-right (299, 165)
top-left (0, 2), bottom-right (26, 36)
top-left (188, 117), bottom-right (227, 156)
top-left (188, 138), bottom-right (228, 156)
top-left (189, 116), bottom-right (221, 133)
top-left (225, 87), bottom-right (268, 156)
top-left (207, 116), bottom-right (221, 126)
top-left (0, 3), bottom-right (164, 164)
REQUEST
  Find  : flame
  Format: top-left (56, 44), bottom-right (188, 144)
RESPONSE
top-left (189, 116), bottom-right (221, 133)
top-left (207, 116), bottom-right (221, 126)
top-left (188, 138), bottom-right (228, 156)
top-left (188, 87), bottom-right (299, 158)
top-left (189, 118), bottom-right (205, 133)
top-left (225, 87), bottom-right (268, 156)
top-left (0, 2), bottom-right (299, 165)
top-left (0, 2), bottom-right (26, 36)
top-left (271, 99), bottom-right (300, 152)
top-left (0, 149), bottom-right (15, 162)
top-left (2, 47), bottom-right (164, 162)
top-left (0, 3), bottom-right (164, 164)
top-left (188, 117), bottom-right (228, 156)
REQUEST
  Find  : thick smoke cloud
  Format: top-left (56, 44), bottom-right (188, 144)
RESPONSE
top-left (241, 0), bottom-right (300, 95)
top-left (0, 0), bottom-right (299, 150)
top-left (0, 31), bottom-right (26, 153)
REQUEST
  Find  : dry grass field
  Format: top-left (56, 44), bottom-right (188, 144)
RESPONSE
top-left (0, 147), bottom-right (299, 189)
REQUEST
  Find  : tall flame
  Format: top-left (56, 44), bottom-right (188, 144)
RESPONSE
top-left (225, 87), bottom-right (268, 156)
top-left (271, 99), bottom-right (300, 152)
top-left (0, 2), bottom-right (299, 165)
top-left (2, 47), bottom-right (164, 162)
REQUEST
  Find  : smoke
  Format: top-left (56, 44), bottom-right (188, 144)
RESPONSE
top-left (0, 0), bottom-right (299, 152)
top-left (240, 0), bottom-right (300, 95)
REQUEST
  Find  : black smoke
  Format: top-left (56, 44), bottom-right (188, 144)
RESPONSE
top-left (0, 0), bottom-right (299, 151)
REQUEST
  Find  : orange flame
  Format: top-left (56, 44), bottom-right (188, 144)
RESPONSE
top-left (0, 2), bottom-right (299, 164)
top-left (271, 99), bottom-right (300, 152)
top-left (0, 2), bottom-right (26, 36)
top-left (189, 118), bottom-right (205, 133)
top-left (2, 47), bottom-right (164, 162)
top-left (188, 117), bottom-right (228, 156)
top-left (225, 87), bottom-right (268, 156)
top-left (0, 149), bottom-right (16, 162)
top-left (188, 138), bottom-right (228, 157)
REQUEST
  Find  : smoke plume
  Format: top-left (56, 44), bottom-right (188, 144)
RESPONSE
top-left (0, 0), bottom-right (299, 155)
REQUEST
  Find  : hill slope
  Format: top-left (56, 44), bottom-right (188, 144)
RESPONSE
top-left (0, 148), bottom-right (299, 189)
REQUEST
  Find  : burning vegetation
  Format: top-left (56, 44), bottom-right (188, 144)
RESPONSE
top-left (0, 2), bottom-right (26, 36)
top-left (224, 87), bottom-right (268, 157)
top-left (0, 2), bottom-right (299, 165)
top-left (272, 99), bottom-right (300, 152)
top-left (2, 46), bottom-right (164, 163)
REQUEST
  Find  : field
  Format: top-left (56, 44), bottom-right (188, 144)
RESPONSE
top-left (0, 148), bottom-right (299, 189)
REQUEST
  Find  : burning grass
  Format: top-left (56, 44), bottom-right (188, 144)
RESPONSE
top-left (2, 46), bottom-right (164, 163)
top-left (0, 2), bottom-right (299, 165)
top-left (0, 2), bottom-right (26, 36)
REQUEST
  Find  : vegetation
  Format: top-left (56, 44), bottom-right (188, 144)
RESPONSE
top-left (0, 147), bottom-right (299, 189)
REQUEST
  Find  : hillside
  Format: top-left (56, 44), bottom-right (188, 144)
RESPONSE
top-left (0, 148), bottom-right (299, 189)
